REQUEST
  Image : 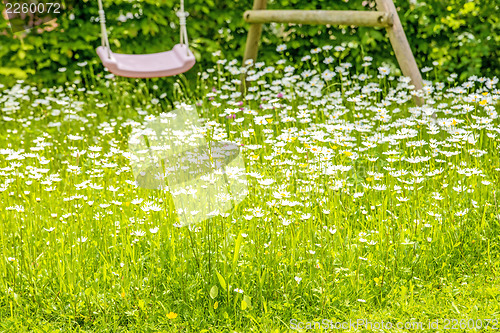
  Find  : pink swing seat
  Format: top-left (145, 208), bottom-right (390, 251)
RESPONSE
top-left (96, 44), bottom-right (196, 79)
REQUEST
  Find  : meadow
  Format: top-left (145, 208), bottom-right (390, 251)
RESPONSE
top-left (1, 46), bottom-right (500, 332)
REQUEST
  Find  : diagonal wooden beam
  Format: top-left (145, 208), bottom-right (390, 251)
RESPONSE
top-left (375, 0), bottom-right (424, 106)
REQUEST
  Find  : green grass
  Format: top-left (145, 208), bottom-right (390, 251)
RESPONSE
top-left (0, 48), bottom-right (499, 332)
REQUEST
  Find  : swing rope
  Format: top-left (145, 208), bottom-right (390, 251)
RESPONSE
top-left (96, 0), bottom-right (191, 59)
top-left (177, 0), bottom-right (190, 56)
top-left (97, 0), bottom-right (111, 59)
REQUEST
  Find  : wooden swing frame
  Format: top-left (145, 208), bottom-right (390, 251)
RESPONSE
top-left (242, 0), bottom-right (424, 105)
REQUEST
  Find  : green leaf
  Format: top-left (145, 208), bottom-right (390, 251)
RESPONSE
top-left (259, 269), bottom-right (266, 288)
top-left (233, 232), bottom-right (243, 268)
top-left (141, 20), bottom-right (150, 35)
top-left (243, 295), bottom-right (251, 309)
top-left (216, 271), bottom-right (226, 291)
top-left (241, 300), bottom-right (247, 310)
top-left (209, 285), bottom-right (218, 299)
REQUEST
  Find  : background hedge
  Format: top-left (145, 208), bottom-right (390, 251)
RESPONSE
top-left (0, 0), bottom-right (498, 85)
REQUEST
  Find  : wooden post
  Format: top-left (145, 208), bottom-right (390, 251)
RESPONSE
top-left (244, 10), bottom-right (393, 27)
top-left (375, 0), bottom-right (424, 106)
top-left (242, 0), bottom-right (268, 65)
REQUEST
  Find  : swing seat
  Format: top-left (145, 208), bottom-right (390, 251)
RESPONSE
top-left (96, 44), bottom-right (196, 78)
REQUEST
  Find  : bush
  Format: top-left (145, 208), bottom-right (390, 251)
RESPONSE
top-left (0, 0), bottom-right (498, 85)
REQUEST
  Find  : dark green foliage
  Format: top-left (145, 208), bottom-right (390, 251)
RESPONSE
top-left (0, 0), bottom-right (498, 85)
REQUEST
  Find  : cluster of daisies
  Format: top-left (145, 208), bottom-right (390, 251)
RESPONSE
top-left (0, 45), bottom-right (499, 294)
